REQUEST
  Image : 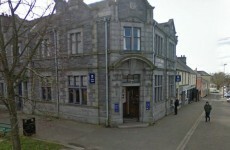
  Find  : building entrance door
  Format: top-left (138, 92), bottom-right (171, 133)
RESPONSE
top-left (123, 87), bottom-right (139, 120)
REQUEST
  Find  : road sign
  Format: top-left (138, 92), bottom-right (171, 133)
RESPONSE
top-left (89, 73), bottom-right (95, 84)
top-left (114, 103), bottom-right (119, 112)
top-left (146, 101), bottom-right (150, 110)
top-left (175, 75), bottom-right (181, 82)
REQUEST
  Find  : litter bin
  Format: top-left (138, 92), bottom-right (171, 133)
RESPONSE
top-left (22, 117), bottom-right (36, 136)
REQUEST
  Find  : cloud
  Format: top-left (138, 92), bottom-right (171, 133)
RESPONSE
top-left (218, 37), bottom-right (230, 45)
top-left (218, 55), bottom-right (230, 59)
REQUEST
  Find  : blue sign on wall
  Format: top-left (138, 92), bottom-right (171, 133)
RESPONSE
top-left (114, 103), bottom-right (119, 112)
top-left (146, 101), bottom-right (150, 110)
top-left (89, 73), bottom-right (95, 84)
top-left (175, 75), bottom-right (181, 82)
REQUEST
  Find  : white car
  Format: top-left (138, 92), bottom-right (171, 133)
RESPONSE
top-left (212, 89), bottom-right (219, 93)
top-left (224, 92), bottom-right (230, 98)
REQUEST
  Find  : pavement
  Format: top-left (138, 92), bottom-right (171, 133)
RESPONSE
top-left (0, 95), bottom-right (228, 150)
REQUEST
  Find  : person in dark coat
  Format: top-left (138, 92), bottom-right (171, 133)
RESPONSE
top-left (204, 101), bottom-right (212, 122)
top-left (174, 99), bottom-right (179, 115)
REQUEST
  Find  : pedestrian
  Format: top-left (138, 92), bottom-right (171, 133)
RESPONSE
top-left (174, 99), bottom-right (179, 115)
top-left (204, 101), bottom-right (212, 122)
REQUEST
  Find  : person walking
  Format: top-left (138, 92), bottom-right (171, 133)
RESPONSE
top-left (204, 101), bottom-right (212, 122)
top-left (174, 99), bottom-right (179, 115)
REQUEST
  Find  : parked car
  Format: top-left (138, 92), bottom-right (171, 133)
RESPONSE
top-left (224, 92), bottom-right (230, 98)
top-left (210, 88), bottom-right (219, 93)
top-left (212, 89), bottom-right (220, 93)
top-left (227, 98), bottom-right (230, 103)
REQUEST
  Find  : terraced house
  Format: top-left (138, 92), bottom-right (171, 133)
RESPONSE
top-left (0, 0), bottom-right (178, 127)
top-left (176, 55), bottom-right (197, 105)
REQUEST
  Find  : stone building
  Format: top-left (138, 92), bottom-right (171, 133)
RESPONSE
top-left (176, 55), bottom-right (197, 105)
top-left (0, 0), bottom-right (178, 127)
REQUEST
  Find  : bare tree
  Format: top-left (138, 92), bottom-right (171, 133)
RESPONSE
top-left (0, 0), bottom-right (55, 149)
top-left (211, 72), bottom-right (226, 90)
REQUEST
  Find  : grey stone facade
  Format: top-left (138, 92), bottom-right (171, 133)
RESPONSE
top-left (0, 0), bottom-right (178, 127)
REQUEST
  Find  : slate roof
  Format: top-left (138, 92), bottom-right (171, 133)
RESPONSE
top-left (176, 58), bottom-right (196, 74)
top-left (197, 71), bottom-right (210, 76)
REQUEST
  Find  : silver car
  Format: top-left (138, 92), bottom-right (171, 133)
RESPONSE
top-left (224, 92), bottom-right (230, 98)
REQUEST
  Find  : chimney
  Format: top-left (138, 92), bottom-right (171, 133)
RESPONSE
top-left (54, 0), bottom-right (67, 14)
top-left (178, 55), bottom-right (187, 64)
top-left (68, 0), bottom-right (84, 10)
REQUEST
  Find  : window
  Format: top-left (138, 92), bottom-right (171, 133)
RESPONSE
top-left (124, 27), bottom-right (141, 51)
top-left (11, 42), bottom-right (23, 62)
top-left (154, 75), bottom-right (163, 102)
top-left (122, 74), bottom-right (140, 83)
top-left (23, 81), bottom-right (28, 98)
top-left (0, 82), bottom-right (4, 96)
top-left (68, 75), bottom-right (87, 105)
top-left (0, 83), bottom-right (4, 104)
top-left (68, 31), bottom-right (82, 54)
top-left (41, 76), bottom-right (52, 101)
top-left (168, 75), bottom-right (175, 97)
top-left (154, 34), bottom-right (163, 55)
top-left (40, 39), bottom-right (51, 58)
top-left (18, 42), bottom-right (22, 56)
top-left (169, 42), bottom-right (175, 59)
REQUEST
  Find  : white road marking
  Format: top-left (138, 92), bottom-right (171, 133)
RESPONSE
top-left (176, 112), bottom-right (204, 150)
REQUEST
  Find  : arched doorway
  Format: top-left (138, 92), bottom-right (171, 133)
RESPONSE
top-left (123, 86), bottom-right (139, 121)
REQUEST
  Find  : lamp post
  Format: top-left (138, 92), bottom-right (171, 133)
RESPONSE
top-left (223, 64), bottom-right (227, 97)
top-left (224, 64), bottom-right (227, 73)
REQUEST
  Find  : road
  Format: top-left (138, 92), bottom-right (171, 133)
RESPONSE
top-left (184, 94), bottom-right (230, 150)
top-left (71, 93), bottom-right (230, 150)
top-left (1, 93), bottom-right (230, 150)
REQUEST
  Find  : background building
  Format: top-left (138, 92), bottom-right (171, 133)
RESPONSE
top-left (196, 71), bottom-right (211, 98)
top-left (176, 55), bottom-right (197, 105)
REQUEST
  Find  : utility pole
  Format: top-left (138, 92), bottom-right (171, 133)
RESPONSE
top-left (223, 64), bottom-right (227, 97)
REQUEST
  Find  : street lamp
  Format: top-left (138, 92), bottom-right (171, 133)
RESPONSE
top-left (223, 64), bottom-right (227, 97)
top-left (224, 64), bottom-right (227, 73)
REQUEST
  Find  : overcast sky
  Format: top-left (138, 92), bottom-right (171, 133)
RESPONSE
top-left (83, 0), bottom-right (230, 74)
